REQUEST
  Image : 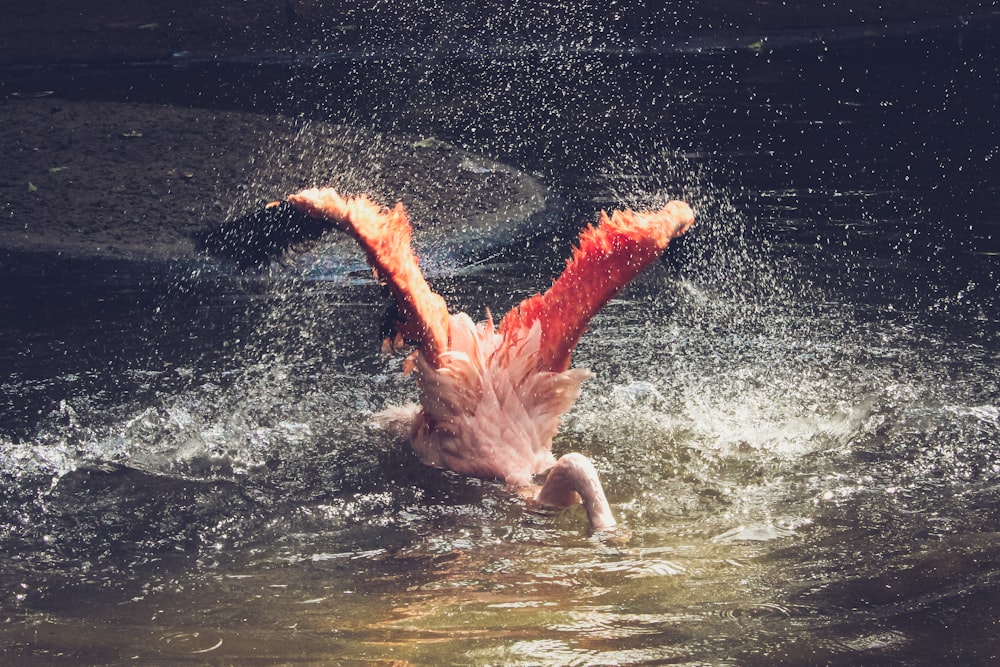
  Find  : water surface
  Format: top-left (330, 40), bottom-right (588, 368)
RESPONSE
top-left (1, 16), bottom-right (999, 665)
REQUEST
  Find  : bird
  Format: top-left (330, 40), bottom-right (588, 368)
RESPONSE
top-left (286, 187), bottom-right (694, 532)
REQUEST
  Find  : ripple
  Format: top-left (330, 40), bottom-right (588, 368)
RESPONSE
top-left (712, 516), bottom-right (813, 543)
top-left (550, 610), bottom-right (676, 639)
top-left (715, 601), bottom-right (795, 622)
top-left (588, 557), bottom-right (687, 578)
top-left (158, 632), bottom-right (224, 655)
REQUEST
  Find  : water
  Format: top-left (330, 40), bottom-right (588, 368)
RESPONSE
top-left (2, 14), bottom-right (999, 665)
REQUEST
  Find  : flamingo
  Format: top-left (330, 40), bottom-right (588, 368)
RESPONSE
top-left (286, 188), bottom-right (694, 532)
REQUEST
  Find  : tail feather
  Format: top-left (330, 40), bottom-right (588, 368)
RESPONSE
top-left (287, 188), bottom-right (451, 367)
top-left (286, 188), bottom-right (694, 374)
top-left (499, 201), bottom-right (695, 372)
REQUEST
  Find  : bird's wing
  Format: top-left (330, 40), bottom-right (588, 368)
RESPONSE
top-left (287, 188), bottom-right (451, 367)
top-left (499, 201), bottom-right (695, 372)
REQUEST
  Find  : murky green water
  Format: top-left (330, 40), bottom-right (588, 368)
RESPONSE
top-left (2, 13), bottom-right (999, 666)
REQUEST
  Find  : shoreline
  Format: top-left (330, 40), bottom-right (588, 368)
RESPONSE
top-left (0, 98), bottom-right (548, 264)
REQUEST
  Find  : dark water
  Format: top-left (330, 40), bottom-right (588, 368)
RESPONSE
top-left (2, 15), bottom-right (999, 665)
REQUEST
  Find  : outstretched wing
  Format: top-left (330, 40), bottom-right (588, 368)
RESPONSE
top-left (287, 188), bottom-right (451, 367)
top-left (499, 201), bottom-right (695, 372)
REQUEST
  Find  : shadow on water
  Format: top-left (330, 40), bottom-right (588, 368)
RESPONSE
top-left (2, 13), bottom-right (1000, 666)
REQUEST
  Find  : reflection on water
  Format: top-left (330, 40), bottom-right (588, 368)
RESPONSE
top-left (2, 16), bottom-right (1000, 666)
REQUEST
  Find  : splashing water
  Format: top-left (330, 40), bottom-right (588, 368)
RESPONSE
top-left (2, 9), bottom-right (999, 665)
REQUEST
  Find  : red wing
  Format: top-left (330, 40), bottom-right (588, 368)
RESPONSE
top-left (287, 188), bottom-right (451, 367)
top-left (499, 201), bottom-right (695, 372)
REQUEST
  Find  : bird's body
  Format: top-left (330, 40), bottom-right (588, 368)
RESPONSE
top-left (287, 188), bottom-right (694, 531)
top-left (409, 311), bottom-right (592, 486)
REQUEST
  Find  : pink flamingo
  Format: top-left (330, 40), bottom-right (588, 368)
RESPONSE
top-left (287, 188), bottom-right (694, 532)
